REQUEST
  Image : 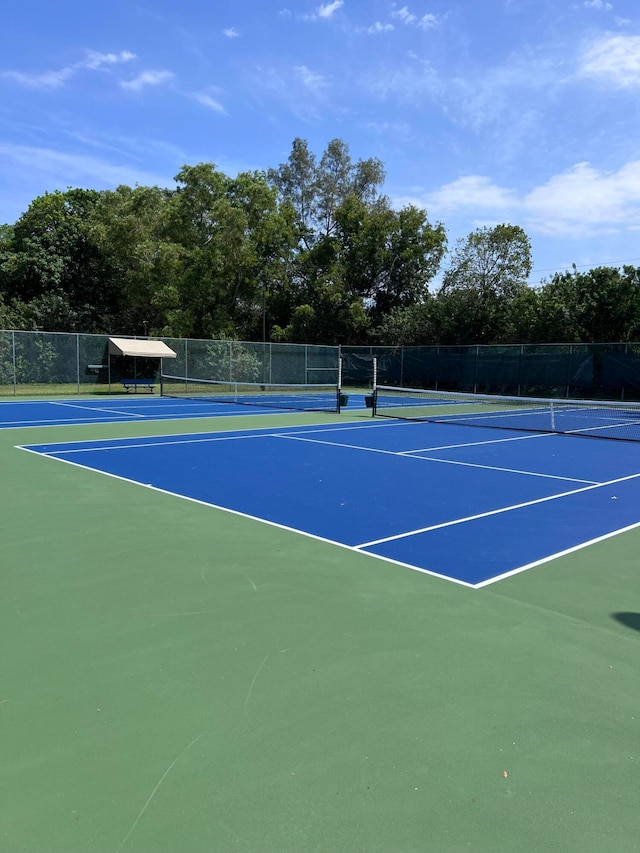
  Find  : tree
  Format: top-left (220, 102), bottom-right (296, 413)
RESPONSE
top-left (536, 266), bottom-right (640, 343)
top-left (439, 224), bottom-right (532, 343)
top-left (269, 137), bottom-right (386, 244)
top-left (4, 189), bottom-right (112, 331)
top-left (92, 184), bottom-right (176, 334)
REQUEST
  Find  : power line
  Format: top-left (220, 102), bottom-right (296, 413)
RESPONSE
top-left (531, 258), bottom-right (640, 275)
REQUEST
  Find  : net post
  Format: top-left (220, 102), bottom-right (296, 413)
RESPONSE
top-left (337, 357), bottom-right (343, 413)
top-left (372, 357), bottom-right (378, 417)
top-left (550, 400), bottom-right (556, 431)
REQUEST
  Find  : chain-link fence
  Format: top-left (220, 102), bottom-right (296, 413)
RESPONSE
top-left (0, 331), bottom-right (340, 396)
top-left (341, 343), bottom-right (640, 401)
top-left (3, 331), bottom-right (640, 401)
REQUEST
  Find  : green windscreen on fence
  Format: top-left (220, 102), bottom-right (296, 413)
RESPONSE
top-left (3, 330), bottom-right (640, 401)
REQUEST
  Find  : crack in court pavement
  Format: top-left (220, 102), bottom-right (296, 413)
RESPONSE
top-left (115, 734), bottom-right (201, 852)
top-left (244, 654), bottom-right (270, 713)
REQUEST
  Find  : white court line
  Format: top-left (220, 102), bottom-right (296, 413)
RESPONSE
top-left (17, 446), bottom-right (476, 589)
top-left (20, 420), bottom-right (363, 453)
top-left (399, 432), bottom-right (554, 452)
top-left (275, 433), bottom-right (597, 484)
top-left (51, 401), bottom-right (147, 418)
top-left (19, 435), bottom-right (640, 591)
top-left (1, 414), bottom-right (133, 428)
top-left (473, 519), bottom-right (640, 588)
top-left (35, 432), bottom-right (279, 455)
top-left (355, 470), bottom-right (640, 549)
top-left (37, 419), bottom-right (602, 484)
top-left (397, 451), bottom-right (598, 484)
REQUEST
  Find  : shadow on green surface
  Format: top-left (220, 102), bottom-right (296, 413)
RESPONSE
top-left (612, 612), bottom-right (640, 632)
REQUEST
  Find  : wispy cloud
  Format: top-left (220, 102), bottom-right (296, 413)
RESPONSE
top-left (392, 5), bottom-right (417, 25)
top-left (391, 5), bottom-right (438, 30)
top-left (223, 27), bottom-right (240, 38)
top-left (578, 35), bottom-right (640, 88)
top-left (191, 92), bottom-right (227, 113)
top-left (1, 50), bottom-right (136, 90)
top-left (84, 51), bottom-right (137, 70)
top-left (418, 14), bottom-right (438, 30)
top-left (317, 0), bottom-right (344, 18)
top-left (367, 22), bottom-right (394, 34)
top-left (120, 70), bottom-right (174, 92)
top-left (0, 142), bottom-right (171, 189)
top-left (584, 0), bottom-right (612, 9)
top-left (249, 62), bottom-right (330, 121)
top-left (303, 0), bottom-right (344, 21)
top-left (295, 65), bottom-right (328, 95)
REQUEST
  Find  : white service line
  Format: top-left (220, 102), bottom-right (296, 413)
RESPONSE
top-left (51, 401), bottom-right (147, 417)
top-left (397, 452), bottom-right (599, 484)
top-left (275, 433), bottom-right (597, 483)
top-left (37, 431), bottom-right (277, 455)
top-left (355, 470), bottom-right (640, 549)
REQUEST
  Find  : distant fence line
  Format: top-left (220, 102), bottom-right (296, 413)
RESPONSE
top-left (0, 330), bottom-right (339, 395)
top-left (340, 343), bottom-right (640, 401)
top-left (2, 330), bottom-right (640, 400)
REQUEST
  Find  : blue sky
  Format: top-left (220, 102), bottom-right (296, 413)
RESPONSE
top-left (2, 0), bottom-right (640, 285)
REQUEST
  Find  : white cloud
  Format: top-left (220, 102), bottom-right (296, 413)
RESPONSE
top-left (390, 6), bottom-right (438, 30)
top-left (584, 0), bottom-right (612, 9)
top-left (1, 67), bottom-right (76, 89)
top-left (295, 65), bottom-right (328, 94)
top-left (191, 92), bottom-right (227, 113)
top-left (1, 50), bottom-right (136, 90)
top-left (523, 161), bottom-right (640, 235)
top-left (392, 6), bottom-right (417, 25)
top-left (83, 51), bottom-right (137, 70)
top-left (223, 27), bottom-right (240, 38)
top-left (578, 35), bottom-right (640, 88)
top-left (418, 162), bottom-right (640, 239)
top-left (418, 14), bottom-right (438, 30)
top-left (0, 143), bottom-right (171, 190)
top-left (426, 176), bottom-right (519, 213)
top-left (120, 70), bottom-right (174, 92)
top-left (367, 21), bottom-right (394, 34)
top-left (317, 0), bottom-right (343, 18)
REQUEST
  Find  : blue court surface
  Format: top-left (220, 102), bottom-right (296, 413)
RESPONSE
top-left (0, 394), bottom-right (363, 429)
top-left (20, 417), bottom-right (640, 588)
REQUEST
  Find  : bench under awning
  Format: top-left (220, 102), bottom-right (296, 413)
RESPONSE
top-left (108, 338), bottom-right (177, 359)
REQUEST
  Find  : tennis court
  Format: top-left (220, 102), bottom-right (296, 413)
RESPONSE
top-left (19, 417), bottom-right (640, 587)
top-left (3, 390), bottom-right (640, 851)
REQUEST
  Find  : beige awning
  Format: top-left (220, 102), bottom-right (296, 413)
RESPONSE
top-left (108, 338), bottom-right (177, 358)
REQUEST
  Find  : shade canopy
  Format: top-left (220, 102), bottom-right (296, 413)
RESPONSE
top-left (108, 338), bottom-right (177, 359)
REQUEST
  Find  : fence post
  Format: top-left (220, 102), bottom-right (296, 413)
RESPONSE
top-left (12, 330), bottom-right (16, 396)
top-left (76, 333), bottom-right (80, 394)
top-left (473, 345), bottom-right (479, 394)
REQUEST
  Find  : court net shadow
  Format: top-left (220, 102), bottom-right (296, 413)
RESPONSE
top-left (611, 612), bottom-right (640, 633)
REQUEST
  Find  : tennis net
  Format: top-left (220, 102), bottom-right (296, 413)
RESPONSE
top-left (160, 375), bottom-right (342, 413)
top-left (373, 385), bottom-right (640, 442)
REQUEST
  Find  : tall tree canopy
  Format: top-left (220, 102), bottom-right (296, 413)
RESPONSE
top-left (2, 139), bottom-right (639, 346)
